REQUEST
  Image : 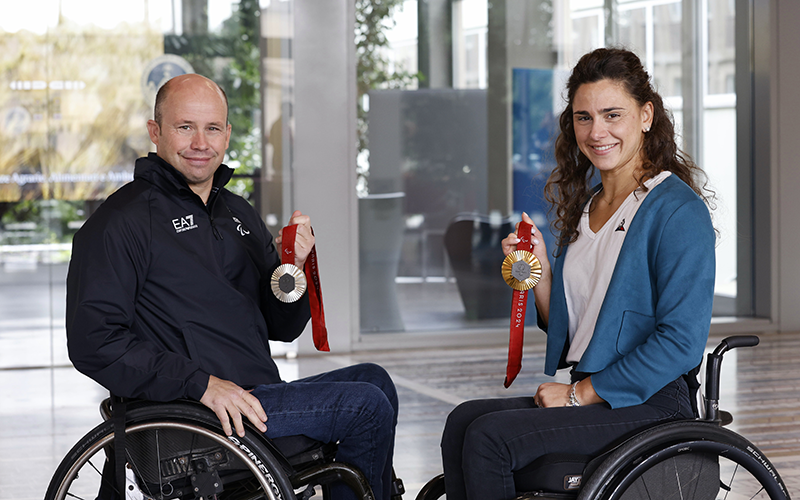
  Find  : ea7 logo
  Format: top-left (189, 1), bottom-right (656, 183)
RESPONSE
top-left (172, 214), bottom-right (198, 233)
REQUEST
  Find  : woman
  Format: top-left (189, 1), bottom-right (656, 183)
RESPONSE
top-left (440, 47), bottom-right (716, 500)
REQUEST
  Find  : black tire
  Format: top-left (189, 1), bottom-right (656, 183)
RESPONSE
top-left (45, 402), bottom-right (296, 500)
top-left (577, 421), bottom-right (790, 500)
top-left (415, 473), bottom-right (446, 500)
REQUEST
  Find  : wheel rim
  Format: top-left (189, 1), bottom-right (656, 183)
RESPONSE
top-left (601, 440), bottom-right (788, 500)
top-left (53, 421), bottom-right (281, 500)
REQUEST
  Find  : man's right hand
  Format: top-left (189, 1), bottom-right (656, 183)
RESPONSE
top-left (200, 375), bottom-right (268, 437)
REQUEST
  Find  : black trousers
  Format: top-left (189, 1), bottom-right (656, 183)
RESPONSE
top-left (440, 378), bottom-right (693, 500)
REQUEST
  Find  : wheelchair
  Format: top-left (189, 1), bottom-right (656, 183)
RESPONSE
top-left (416, 335), bottom-right (791, 500)
top-left (45, 395), bottom-right (405, 500)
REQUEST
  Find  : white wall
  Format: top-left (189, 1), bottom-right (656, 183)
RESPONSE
top-left (775, 0), bottom-right (800, 330)
top-left (293, 1), bottom-right (359, 352)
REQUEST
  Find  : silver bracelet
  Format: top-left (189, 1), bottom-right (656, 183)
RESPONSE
top-left (567, 382), bottom-right (581, 407)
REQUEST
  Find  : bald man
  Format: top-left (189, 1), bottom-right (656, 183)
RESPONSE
top-left (67, 74), bottom-right (398, 500)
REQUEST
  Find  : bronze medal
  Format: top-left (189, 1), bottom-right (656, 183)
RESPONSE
top-left (502, 250), bottom-right (541, 291)
top-left (271, 263), bottom-right (307, 303)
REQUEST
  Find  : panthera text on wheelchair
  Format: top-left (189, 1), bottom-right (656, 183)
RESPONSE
top-left (416, 335), bottom-right (791, 500)
top-left (45, 396), bottom-right (405, 500)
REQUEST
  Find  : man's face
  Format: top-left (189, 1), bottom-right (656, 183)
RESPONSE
top-left (147, 77), bottom-right (232, 198)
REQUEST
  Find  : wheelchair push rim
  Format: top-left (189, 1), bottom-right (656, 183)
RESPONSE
top-left (597, 440), bottom-right (788, 500)
top-left (46, 419), bottom-right (294, 500)
top-left (577, 421), bottom-right (790, 500)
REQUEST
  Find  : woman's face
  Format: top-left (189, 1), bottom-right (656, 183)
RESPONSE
top-left (572, 79), bottom-right (653, 177)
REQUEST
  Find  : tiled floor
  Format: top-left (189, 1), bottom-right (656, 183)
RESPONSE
top-left (2, 331), bottom-right (799, 499)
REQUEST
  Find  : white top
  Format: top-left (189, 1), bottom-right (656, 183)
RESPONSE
top-left (563, 171), bottom-right (672, 364)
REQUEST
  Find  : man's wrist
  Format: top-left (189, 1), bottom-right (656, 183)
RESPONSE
top-left (189, 371), bottom-right (212, 401)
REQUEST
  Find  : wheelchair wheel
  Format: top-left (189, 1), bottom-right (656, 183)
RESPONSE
top-left (415, 473), bottom-right (445, 500)
top-left (45, 403), bottom-right (296, 500)
top-left (577, 421), bottom-right (790, 500)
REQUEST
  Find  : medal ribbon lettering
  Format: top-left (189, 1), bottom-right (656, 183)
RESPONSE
top-left (283, 225), bottom-right (329, 352)
top-left (505, 221), bottom-right (534, 388)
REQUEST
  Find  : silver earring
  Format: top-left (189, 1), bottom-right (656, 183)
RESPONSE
top-left (644, 127), bottom-right (650, 133)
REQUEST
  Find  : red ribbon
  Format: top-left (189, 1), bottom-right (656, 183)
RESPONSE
top-left (504, 221), bottom-right (534, 388)
top-left (282, 225), bottom-right (298, 265)
top-left (283, 225), bottom-right (329, 352)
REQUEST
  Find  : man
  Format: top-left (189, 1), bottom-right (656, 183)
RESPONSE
top-left (66, 74), bottom-right (397, 500)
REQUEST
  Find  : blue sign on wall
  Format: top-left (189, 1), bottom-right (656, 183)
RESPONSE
top-left (141, 54), bottom-right (195, 103)
top-left (511, 68), bottom-right (561, 260)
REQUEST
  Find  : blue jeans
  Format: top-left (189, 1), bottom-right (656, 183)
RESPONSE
top-left (251, 363), bottom-right (398, 500)
top-left (440, 378), bottom-right (693, 500)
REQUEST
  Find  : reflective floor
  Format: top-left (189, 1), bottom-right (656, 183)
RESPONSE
top-left (2, 331), bottom-right (799, 500)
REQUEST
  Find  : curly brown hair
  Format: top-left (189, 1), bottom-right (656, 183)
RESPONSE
top-left (546, 47), bottom-right (712, 253)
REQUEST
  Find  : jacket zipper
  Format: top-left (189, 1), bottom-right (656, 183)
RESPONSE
top-left (208, 187), bottom-right (224, 240)
top-left (210, 216), bottom-right (223, 240)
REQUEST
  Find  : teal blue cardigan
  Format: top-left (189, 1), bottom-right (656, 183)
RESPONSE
top-left (543, 174), bottom-right (715, 409)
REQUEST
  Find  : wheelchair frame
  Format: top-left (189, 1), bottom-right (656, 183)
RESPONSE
top-left (45, 335), bottom-right (791, 500)
top-left (45, 397), bottom-right (390, 500)
top-left (416, 335), bottom-right (791, 500)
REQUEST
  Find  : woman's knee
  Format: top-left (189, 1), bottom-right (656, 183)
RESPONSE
top-left (462, 414), bottom-right (509, 460)
top-left (445, 399), bottom-right (500, 435)
top-left (442, 399), bottom-right (494, 452)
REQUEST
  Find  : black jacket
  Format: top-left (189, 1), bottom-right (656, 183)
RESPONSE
top-left (66, 153), bottom-right (310, 401)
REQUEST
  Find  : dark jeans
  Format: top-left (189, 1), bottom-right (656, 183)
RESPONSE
top-left (251, 363), bottom-right (398, 500)
top-left (440, 378), bottom-right (693, 500)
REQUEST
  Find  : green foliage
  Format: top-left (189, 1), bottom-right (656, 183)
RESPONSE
top-left (0, 199), bottom-right (85, 245)
top-left (356, 0), bottom-right (414, 99)
top-left (225, 177), bottom-right (255, 199)
top-left (355, 0), bottom-right (419, 194)
top-left (174, 0), bottom-right (418, 198)
top-left (170, 1), bottom-right (262, 202)
top-left (219, 0), bottom-right (262, 176)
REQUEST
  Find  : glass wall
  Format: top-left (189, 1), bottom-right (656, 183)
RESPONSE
top-left (356, 0), bottom-right (741, 334)
top-left (0, 0), bottom-right (265, 369)
top-left (0, 0), bottom-right (750, 363)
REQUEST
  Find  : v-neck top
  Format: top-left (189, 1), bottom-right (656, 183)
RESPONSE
top-left (563, 171), bottom-right (671, 363)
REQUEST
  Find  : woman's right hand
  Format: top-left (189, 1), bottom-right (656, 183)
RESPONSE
top-left (501, 212), bottom-right (549, 266)
top-left (501, 212), bottom-right (553, 325)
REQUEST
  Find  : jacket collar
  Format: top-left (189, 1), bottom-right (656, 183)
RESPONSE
top-left (134, 153), bottom-right (234, 202)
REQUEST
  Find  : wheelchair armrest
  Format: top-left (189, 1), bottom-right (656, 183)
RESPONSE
top-left (704, 335), bottom-right (759, 423)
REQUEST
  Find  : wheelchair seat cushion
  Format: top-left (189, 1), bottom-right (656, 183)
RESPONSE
top-left (514, 453), bottom-right (591, 494)
top-left (271, 435), bottom-right (337, 468)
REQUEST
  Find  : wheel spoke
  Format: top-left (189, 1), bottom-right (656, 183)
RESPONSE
top-left (721, 462), bottom-right (738, 500)
top-left (748, 486), bottom-right (766, 500)
top-left (577, 423), bottom-right (788, 500)
top-left (87, 459), bottom-right (102, 477)
top-left (126, 446), bottom-right (154, 498)
top-left (156, 428), bottom-right (163, 498)
top-left (672, 459), bottom-right (685, 500)
top-left (47, 411), bottom-right (296, 500)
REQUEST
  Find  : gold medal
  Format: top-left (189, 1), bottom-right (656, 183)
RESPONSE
top-left (502, 250), bottom-right (542, 291)
top-left (271, 263), bottom-right (307, 303)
